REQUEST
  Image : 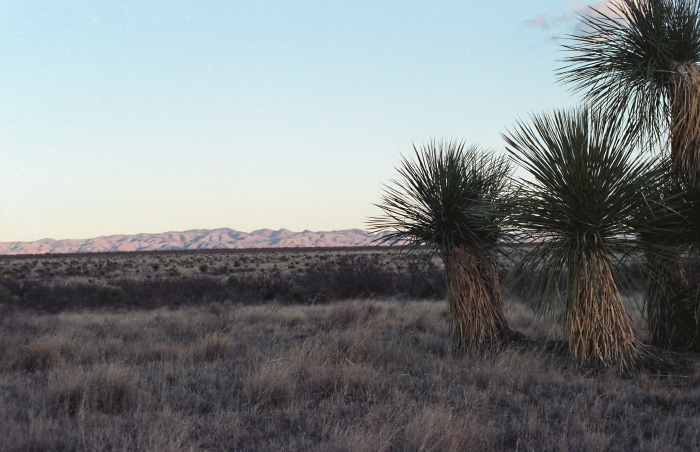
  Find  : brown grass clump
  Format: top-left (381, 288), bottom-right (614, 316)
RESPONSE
top-left (8, 342), bottom-right (63, 373)
top-left (244, 360), bottom-right (297, 408)
top-left (0, 298), bottom-right (698, 451)
top-left (189, 332), bottom-right (233, 363)
top-left (402, 405), bottom-right (475, 451)
top-left (50, 365), bottom-right (135, 416)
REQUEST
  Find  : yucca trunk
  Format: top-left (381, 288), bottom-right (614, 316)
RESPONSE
top-left (670, 64), bottom-right (700, 188)
top-left (669, 283), bottom-right (700, 352)
top-left (442, 244), bottom-right (510, 352)
top-left (567, 249), bottom-right (643, 373)
top-left (648, 65), bottom-right (700, 350)
top-left (645, 252), bottom-right (691, 350)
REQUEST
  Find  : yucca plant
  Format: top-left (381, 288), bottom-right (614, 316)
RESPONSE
top-left (368, 141), bottom-right (521, 352)
top-left (559, 0), bottom-right (700, 351)
top-left (636, 172), bottom-right (700, 350)
top-left (504, 108), bottom-right (674, 373)
top-left (559, 0), bottom-right (700, 182)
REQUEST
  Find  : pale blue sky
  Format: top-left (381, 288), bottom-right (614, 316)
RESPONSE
top-left (1, 1), bottom-right (597, 242)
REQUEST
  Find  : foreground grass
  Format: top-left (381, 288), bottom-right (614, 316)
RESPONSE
top-left (1, 299), bottom-right (699, 451)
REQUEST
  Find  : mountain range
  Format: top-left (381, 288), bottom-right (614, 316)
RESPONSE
top-left (0, 228), bottom-right (394, 255)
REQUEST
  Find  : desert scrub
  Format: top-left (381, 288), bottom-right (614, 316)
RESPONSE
top-left (1, 251), bottom-right (446, 311)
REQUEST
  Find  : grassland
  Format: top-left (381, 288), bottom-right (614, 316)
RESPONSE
top-left (1, 248), bottom-right (699, 451)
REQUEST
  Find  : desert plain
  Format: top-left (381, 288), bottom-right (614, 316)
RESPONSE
top-left (0, 247), bottom-right (698, 451)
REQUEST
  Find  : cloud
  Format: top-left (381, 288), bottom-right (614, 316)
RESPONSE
top-left (527, 14), bottom-right (552, 29)
top-left (527, 0), bottom-right (618, 30)
top-left (572, 0), bottom-right (627, 19)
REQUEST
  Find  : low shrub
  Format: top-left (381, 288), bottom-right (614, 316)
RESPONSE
top-left (96, 285), bottom-right (126, 303)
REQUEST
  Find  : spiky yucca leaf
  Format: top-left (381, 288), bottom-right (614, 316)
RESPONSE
top-left (504, 108), bottom-right (669, 373)
top-left (368, 140), bottom-right (513, 258)
top-left (504, 108), bottom-right (665, 310)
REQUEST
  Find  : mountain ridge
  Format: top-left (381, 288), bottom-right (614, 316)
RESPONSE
top-left (0, 228), bottom-right (394, 255)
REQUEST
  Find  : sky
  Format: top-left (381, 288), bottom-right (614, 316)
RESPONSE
top-left (1, 1), bottom-right (608, 242)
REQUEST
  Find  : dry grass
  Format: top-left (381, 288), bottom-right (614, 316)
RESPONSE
top-left (1, 296), bottom-right (699, 451)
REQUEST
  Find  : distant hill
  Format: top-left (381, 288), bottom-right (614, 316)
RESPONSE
top-left (0, 228), bottom-right (396, 255)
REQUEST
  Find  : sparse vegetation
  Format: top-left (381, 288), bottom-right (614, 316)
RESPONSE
top-left (0, 249), bottom-right (445, 312)
top-left (1, 294), bottom-right (698, 451)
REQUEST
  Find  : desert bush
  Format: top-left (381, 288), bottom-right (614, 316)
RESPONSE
top-left (287, 285), bottom-right (305, 302)
top-left (0, 284), bottom-right (19, 305)
top-left (96, 284), bottom-right (126, 303)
